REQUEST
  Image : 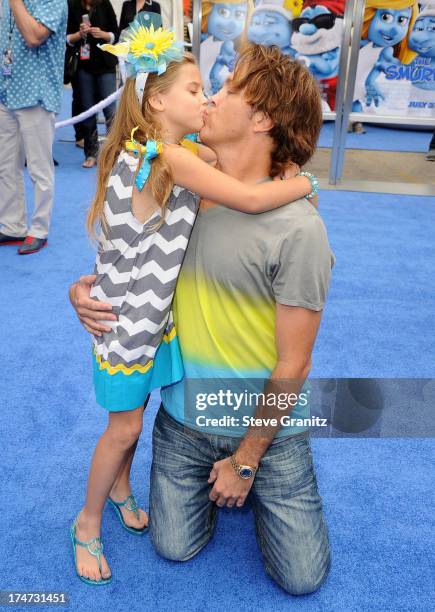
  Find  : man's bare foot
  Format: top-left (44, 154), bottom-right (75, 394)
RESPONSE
top-left (74, 510), bottom-right (111, 582)
top-left (82, 157), bottom-right (96, 168)
top-left (109, 487), bottom-right (149, 530)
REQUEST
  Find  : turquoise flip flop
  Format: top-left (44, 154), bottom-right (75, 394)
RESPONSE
top-left (107, 494), bottom-right (148, 536)
top-left (70, 514), bottom-right (112, 586)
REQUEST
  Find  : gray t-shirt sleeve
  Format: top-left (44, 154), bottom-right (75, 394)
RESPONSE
top-left (268, 213), bottom-right (335, 311)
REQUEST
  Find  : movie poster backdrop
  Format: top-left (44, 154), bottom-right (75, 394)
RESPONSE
top-left (352, 0), bottom-right (435, 118)
top-left (198, 0), bottom-right (346, 111)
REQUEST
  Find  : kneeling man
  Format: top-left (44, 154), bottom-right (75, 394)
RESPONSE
top-left (71, 44), bottom-right (335, 595)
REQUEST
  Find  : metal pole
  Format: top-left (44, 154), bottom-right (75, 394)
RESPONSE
top-left (329, 0), bottom-right (357, 185)
top-left (334, 0), bottom-right (366, 184)
top-left (192, 0), bottom-right (202, 63)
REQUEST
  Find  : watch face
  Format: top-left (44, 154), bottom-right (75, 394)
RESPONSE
top-left (239, 467), bottom-right (253, 479)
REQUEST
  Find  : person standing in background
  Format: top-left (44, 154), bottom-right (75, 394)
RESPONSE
top-left (0, 0), bottom-right (67, 255)
top-left (119, 0), bottom-right (160, 32)
top-left (67, 0), bottom-right (85, 148)
top-left (67, 0), bottom-right (119, 168)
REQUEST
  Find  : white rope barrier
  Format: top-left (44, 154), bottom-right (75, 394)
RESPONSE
top-left (54, 85), bottom-right (124, 129)
top-left (55, 59), bottom-right (127, 130)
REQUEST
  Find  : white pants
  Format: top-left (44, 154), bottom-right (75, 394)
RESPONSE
top-left (0, 104), bottom-right (55, 239)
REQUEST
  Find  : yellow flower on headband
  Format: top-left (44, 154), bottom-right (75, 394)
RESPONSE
top-left (100, 13), bottom-right (184, 77)
top-left (129, 23), bottom-right (176, 61)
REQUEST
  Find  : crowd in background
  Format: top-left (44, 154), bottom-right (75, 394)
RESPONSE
top-left (66, 0), bottom-right (163, 168)
top-left (0, 0), bottom-right (166, 254)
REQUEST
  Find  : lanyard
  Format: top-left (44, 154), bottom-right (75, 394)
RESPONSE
top-left (8, 6), bottom-right (16, 46)
top-left (2, 4), bottom-right (15, 79)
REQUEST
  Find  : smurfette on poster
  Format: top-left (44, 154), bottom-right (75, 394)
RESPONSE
top-left (291, 0), bottom-right (345, 111)
top-left (200, 0), bottom-right (253, 95)
top-left (247, 0), bottom-right (301, 57)
top-left (389, 2), bottom-right (435, 116)
top-left (352, 0), bottom-right (418, 114)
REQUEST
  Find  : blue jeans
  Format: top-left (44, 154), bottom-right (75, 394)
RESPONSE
top-left (77, 69), bottom-right (116, 159)
top-left (70, 72), bottom-right (84, 142)
top-left (149, 406), bottom-right (331, 595)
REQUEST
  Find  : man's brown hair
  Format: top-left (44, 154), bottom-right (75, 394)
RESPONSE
top-left (231, 44), bottom-right (323, 176)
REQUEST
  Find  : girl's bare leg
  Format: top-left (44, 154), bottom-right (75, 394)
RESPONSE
top-left (74, 406), bottom-right (144, 582)
top-left (109, 395), bottom-right (149, 528)
top-left (109, 439), bottom-right (149, 529)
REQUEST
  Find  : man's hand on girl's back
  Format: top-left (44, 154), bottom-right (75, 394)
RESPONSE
top-left (69, 274), bottom-right (116, 337)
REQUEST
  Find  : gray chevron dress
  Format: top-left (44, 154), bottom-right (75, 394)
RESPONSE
top-left (90, 149), bottom-right (199, 411)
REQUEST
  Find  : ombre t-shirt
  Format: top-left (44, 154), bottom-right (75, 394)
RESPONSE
top-left (161, 196), bottom-right (335, 438)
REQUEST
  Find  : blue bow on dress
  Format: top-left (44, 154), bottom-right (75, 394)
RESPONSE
top-left (125, 127), bottom-right (163, 191)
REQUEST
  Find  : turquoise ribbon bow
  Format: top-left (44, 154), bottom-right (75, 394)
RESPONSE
top-left (135, 140), bottom-right (159, 191)
top-left (125, 128), bottom-right (162, 192)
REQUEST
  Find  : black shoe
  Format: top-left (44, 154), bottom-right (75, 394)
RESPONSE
top-left (0, 232), bottom-right (26, 245)
top-left (17, 236), bottom-right (48, 255)
top-left (426, 149), bottom-right (435, 161)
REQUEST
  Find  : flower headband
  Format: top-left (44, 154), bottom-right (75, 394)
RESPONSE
top-left (100, 12), bottom-right (185, 105)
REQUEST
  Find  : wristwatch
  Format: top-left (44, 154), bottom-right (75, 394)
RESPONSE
top-left (230, 454), bottom-right (258, 480)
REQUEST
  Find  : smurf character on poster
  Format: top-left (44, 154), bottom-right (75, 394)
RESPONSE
top-left (382, 2), bottom-right (435, 116)
top-left (291, 0), bottom-right (345, 110)
top-left (407, 4), bottom-right (435, 90)
top-left (352, 0), bottom-right (418, 112)
top-left (200, 0), bottom-right (252, 95)
top-left (247, 0), bottom-right (302, 57)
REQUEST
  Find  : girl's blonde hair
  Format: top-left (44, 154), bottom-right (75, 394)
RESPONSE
top-left (87, 52), bottom-right (197, 239)
top-left (361, 0), bottom-right (419, 64)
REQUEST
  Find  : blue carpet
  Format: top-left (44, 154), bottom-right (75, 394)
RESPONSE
top-left (319, 121), bottom-right (433, 153)
top-left (0, 88), bottom-right (434, 611)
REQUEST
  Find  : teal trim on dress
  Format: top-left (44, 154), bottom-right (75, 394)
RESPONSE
top-left (93, 334), bottom-right (184, 411)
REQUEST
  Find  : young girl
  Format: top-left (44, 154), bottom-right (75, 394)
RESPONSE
top-left (70, 13), bottom-right (318, 585)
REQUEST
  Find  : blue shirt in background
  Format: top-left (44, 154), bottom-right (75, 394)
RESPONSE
top-left (0, 0), bottom-right (67, 113)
